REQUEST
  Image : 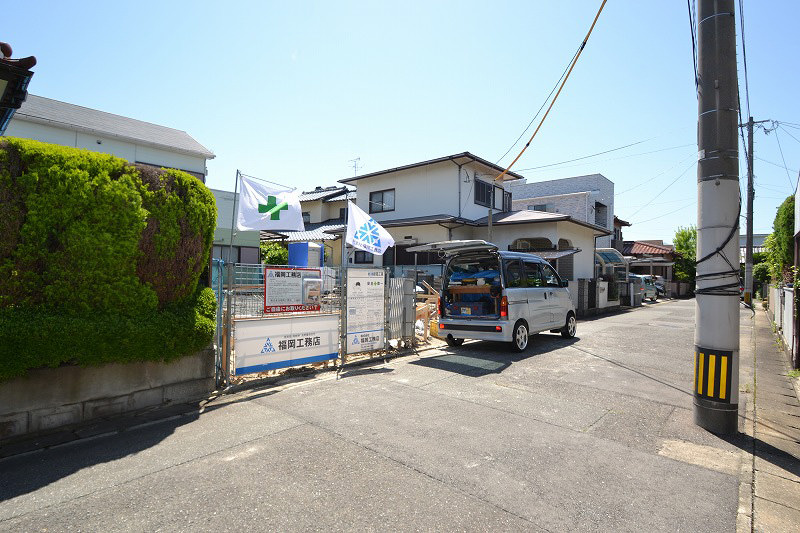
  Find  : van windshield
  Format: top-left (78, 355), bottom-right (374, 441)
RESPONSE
top-left (442, 253), bottom-right (502, 318)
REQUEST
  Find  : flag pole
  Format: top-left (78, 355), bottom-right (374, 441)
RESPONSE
top-left (228, 169), bottom-right (240, 265)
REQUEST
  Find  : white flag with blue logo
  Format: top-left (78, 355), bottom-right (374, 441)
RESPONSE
top-left (345, 201), bottom-right (395, 256)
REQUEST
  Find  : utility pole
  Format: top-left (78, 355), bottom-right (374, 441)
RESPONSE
top-left (742, 117), bottom-right (769, 306)
top-left (694, 0), bottom-right (740, 434)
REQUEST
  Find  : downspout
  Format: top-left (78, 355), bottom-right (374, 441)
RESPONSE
top-left (449, 161), bottom-right (465, 218)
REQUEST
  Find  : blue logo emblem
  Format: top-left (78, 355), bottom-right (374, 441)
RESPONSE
top-left (352, 336), bottom-right (360, 345)
top-left (355, 219), bottom-right (381, 249)
top-left (260, 338), bottom-right (276, 353)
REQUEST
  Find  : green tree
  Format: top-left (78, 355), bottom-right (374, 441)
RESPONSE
top-left (764, 195), bottom-right (795, 284)
top-left (673, 225), bottom-right (697, 282)
top-left (260, 241), bottom-right (289, 265)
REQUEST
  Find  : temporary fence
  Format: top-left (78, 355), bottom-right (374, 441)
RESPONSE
top-left (212, 262), bottom-right (427, 388)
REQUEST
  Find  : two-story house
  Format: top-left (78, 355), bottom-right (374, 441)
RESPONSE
top-left (509, 173), bottom-right (615, 248)
top-left (335, 152), bottom-right (609, 283)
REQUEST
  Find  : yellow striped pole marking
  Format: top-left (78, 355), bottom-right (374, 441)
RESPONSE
top-left (697, 353), bottom-right (704, 395)
top-left (707, 354), bottom-right (716, 398)
top-left (719, 356), bottom-right (728, 400)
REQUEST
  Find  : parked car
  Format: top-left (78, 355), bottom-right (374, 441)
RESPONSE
top-left (409, 240), bottom-right (576, 352)
top-left (630, 274), bottom-right (658, 302)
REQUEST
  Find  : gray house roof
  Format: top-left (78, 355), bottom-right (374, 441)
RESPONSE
top-left (12, 95), bottom-right (215, 159)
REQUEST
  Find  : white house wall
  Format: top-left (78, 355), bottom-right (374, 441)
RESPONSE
top-left (7, 120), bottom-right (207, 175)
top-left (511, 191), bottom-right (591, 221)
top-left (210, 188), bottom-right (260, 247)
top-left (354, 161), bottom-right (510, 223)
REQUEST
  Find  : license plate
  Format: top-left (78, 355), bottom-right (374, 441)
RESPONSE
top-left (461, 307), bottom-right (471, 315)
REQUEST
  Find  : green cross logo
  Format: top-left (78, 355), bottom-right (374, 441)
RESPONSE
top-left (258, 195), bottom-right (289, 220)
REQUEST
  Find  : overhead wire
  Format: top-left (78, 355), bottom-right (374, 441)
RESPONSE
top-left (772, 127), bottom-right (797, 192)
top-left (616, 151), bottom-right (697, 195)
top-left (492, 0), bottom-right (608, 182)
top-left (632, 202), bottom-right (696, 225)
top-left (626, 160), bottom-right (696, 218)
top-left (496, 49), bottom-right (579, 165)
top-left (516, 142), bottom-right (693, 173)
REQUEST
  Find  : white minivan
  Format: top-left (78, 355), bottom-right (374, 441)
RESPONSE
top-left (411, 240), bottom-right (577, 352)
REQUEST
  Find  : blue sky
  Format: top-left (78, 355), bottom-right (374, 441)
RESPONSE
top-left (6, 1), bottom-right (799, 242)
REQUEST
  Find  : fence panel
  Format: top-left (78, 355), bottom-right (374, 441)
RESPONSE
top-left (388, 277), bottom-right (416, 342)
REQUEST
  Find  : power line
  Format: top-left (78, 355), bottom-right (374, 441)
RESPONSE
top-left (617, 152), bottom-right (697, 195)
top-left (493, 0), bottom-right (608, 182)
top-left (754, 155), bottom-right (798, 174)
top-left (738, 0), bottom-right (751, 119)
top-left (518, 143), bottom-right (694, 174)
top-left (778, 124), bottom-right (800, 145)
top-left (772, 127), bottom-right (796, 192)
top-left (687, 0), bottom-right (698, 89)
top-left (627, 160), bottom-right (696, 218)
top-left (632, 201), bottom-right (696, 225)
top-left (496, 49), bottom-right (579, 165)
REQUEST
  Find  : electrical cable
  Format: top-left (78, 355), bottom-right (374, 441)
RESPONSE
top-left (688, 0), bottom-right (699, 89)
top-left (626, 160), bottom-right (696, 218)
top-left (631, 201), bottom-right (696, 225)
top-left (518, 143), bottom-right (695, 174)
top-left (778, 124), bottom-right (800, 146)
top-left (738, 0), bottom-right (751, 120)
top-left (772, 127), bottom-right (796, 192)
top-left (493, 0), bottom-right (608, 182)
top-left (616, 151), bottom-right (697, 195)
top-left (496, 49), bottom-right (579, 165)
top-left (754, 156), bottom-right (798, 175)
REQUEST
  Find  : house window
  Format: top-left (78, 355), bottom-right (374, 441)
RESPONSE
top-left (354, 250), bottom-right (374, 264)
top-left (475, 180), bottom-right (492, 207)
top-left (302, 211), bottom-right (311, 224)
top-left (369, 189), bottom-right (395, 213)
top-left (503, 190), bottom-right (512, 212)
top-left (339, 207), bottom-right (346, 220)
top-left (530, 204), bottom-right (552, 212)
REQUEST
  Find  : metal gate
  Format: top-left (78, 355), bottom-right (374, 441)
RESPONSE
top-left (388, 277), bottom-right (416, 344)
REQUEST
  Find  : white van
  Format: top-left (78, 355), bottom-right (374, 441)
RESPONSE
top-left (411, 240), bottom-right (576, 352)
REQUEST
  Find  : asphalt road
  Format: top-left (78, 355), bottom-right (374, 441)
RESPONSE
top-left (0, 299), bottom-right (745, 532)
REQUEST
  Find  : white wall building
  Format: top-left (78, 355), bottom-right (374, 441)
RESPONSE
top-left (6, 95), bottom-right (214, 182)
top-left (332, 152), bottom-right (609, 282)
top-left (510, 173), bottom-right (615, 248)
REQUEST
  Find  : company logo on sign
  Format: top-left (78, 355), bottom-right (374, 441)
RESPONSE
top-left (352, 336), bottom-right (359, 345)
top-left (354, 219), bottom-right (382, 250)
top-left (261, 338), bottom-right (276, 353)
top-left (258, 195), bottom-right (289, 220)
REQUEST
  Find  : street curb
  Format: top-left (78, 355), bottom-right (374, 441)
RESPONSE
top-left (736, 312), bottom-right (756, 533)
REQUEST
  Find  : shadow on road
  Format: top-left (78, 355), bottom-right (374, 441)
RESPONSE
top-left (411, 334), bottom-right (579, 377)
top-left (0, 411), bottom-right (200, 503)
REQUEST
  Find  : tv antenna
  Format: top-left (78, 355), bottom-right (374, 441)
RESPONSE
top-left (348, 157), bottom-right (363, 177)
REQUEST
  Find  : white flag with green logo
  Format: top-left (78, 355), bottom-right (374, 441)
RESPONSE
top-left (236, 175), bottom-right (305, 231)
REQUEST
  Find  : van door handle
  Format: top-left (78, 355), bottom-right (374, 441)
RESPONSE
top-left (543, 293), bottom-right (547, 299)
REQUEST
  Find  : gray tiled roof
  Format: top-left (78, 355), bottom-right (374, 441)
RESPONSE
top-left (13, 95), bottom-right (214, 158)
top-left (324, 190), bottom-right (356, 202)
top-left (298, 186), bottom-right (346, 202)
top-left (261, 223), bottom-right (345, 242)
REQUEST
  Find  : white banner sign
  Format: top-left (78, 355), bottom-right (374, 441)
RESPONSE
top-left (264, 267), bottom-right (322, 313)
top-left (346, 268), bottom-right (385, 354)
top-left (234, 314), bottom-right (339, 375)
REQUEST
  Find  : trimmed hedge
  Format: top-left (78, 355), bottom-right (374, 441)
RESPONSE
top-left (0, 138), bottom-right (218, 380)
top-left (0, 288), bottom-right (216, 381)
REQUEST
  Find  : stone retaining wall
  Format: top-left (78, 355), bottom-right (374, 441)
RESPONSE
top-left (0, 348), bottom-right (215, 441)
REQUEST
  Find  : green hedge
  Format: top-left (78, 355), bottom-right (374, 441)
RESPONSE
top-left (0, 138), bottom-right (218, 380)
top-left (0, 288), bottom-right (216, 381)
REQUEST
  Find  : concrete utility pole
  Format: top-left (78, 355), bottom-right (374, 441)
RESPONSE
top-left (742, 117), bottom-right (769, 305)
top-left (694, 0), bottom-right (741, 434)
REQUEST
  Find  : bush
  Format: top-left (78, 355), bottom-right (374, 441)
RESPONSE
top-left (0, 288), bottom-right (216, 381)
top-left (260, 241), bottom-right (289, 265)
top-left (0, 138), bottom-right (218, 380)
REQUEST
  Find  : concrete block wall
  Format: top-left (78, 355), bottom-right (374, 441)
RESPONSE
top-left (0, 348), bottom-right (214, 441)
top-left (510, 174), bottom-right (614, 248)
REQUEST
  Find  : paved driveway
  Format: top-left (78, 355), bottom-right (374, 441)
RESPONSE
top-left (0, 299), bottom-right (745, 532)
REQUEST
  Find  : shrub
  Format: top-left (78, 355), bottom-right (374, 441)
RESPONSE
top-left (0, 138), bottom-right (218, 380)
top-left (260, 241), bottom-right (289, 265)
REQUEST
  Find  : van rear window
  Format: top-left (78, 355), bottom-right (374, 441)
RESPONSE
top-left (445, 255), bottom-right (501, 286)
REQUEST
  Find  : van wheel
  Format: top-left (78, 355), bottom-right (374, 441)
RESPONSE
top-left (561, 313), bottom-right (577, 338)
top-left (510, 321), bottom-right (529, 352)
top-left (445, 335), bottom-right (464, 347)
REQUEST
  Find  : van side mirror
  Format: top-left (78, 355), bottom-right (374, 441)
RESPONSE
top-left (561, 280), bottom-right (569, 287)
